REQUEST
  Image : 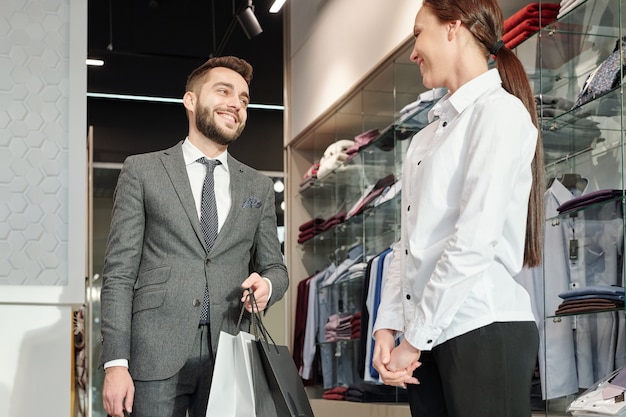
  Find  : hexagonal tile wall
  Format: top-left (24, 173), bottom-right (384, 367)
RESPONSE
top-left (0, 0), bottom-right (70, 286)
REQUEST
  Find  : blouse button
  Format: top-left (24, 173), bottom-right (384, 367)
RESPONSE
top-left (442, 121), bottom-right (448, 127)
top-left (406, 294), bottom-right (411, 300)
top-left (407, 205), bottom-right (410, 211)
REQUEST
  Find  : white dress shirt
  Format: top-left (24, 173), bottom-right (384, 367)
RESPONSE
top-left (374, 69), bottom-right (538, 351)
top-left (182, 138), bottom-right (231, 228)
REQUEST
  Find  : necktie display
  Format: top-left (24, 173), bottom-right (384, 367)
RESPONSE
top-left (198, 157), bottom-right (221, 324)
top-left (573, 37), bottom-right (626, 109)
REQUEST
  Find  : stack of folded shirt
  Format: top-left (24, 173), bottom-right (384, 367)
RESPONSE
top-left (503, 3), bottom-right (560, 49)
top-left (376, 88), bottom-right (447, 151)
top-left (318, 140), bottom-right (355, 180)
top-left (542, 118), bottom-right (602, 154)
top-left (297, 211), bottom-right (348, 243)
top-left (325, 313), bottom-right (353, 342)
top-left (346, 174), bottom-right (396, 219)
top-left (558, 0), bottom-right (586, 19)
top-left (322, 386), bottom-right (348, 401)
top-left (557, 189), bottom-right (623, 214)
top-left (535, 94), bottom-right (575, 118)
top-left (397, 87), bottom-right (447, 128)
top-left (350, 311), bottom-right (361, 339)
top-left (297, 217), bottom-right (326, 243)
top-left (346, 129), bottom-right (380, 160)
top-left (555, 285), bottom-right (625, 315)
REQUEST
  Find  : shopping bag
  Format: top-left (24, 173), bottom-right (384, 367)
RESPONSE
top-left (245, 289), bottom-right (314, 417)
top-left (206, 291), bottom-right (278, 417)
top-left (205, 330), bottom-right (256, 417)
top-left (255, 339), bottom-right (315, 417)
top-left (248, 337), bottom-right (279, 417)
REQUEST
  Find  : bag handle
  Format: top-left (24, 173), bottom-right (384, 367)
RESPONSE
top-left (237, 288), bottom-right (279, 353)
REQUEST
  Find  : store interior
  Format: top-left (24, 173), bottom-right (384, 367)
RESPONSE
top-left (81, 0), bottom-right (626, 416)
top-left (3, 0), bottom-right (626, 416)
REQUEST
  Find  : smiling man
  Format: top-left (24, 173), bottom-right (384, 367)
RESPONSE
top-left (99, 56), bottom-right (289, 417)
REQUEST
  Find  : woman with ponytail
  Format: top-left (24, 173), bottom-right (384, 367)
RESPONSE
top-left (372, 0), bottom-right (543, 416)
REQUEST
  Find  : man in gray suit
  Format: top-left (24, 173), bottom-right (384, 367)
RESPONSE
top-left (100, 56), bottom-right (289, 417)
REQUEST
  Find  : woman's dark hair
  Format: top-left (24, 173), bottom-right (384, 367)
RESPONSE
top-left (424, 0), bottom-right (544, 267)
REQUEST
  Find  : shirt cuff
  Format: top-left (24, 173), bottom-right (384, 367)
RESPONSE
top-left (263, 277), bottom-right (273, 300)
top-left (404, 324), bottom-right (441, 351)
top-left (104, 359), bottom-right (129, 369)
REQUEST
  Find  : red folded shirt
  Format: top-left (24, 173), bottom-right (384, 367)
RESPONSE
top-left (503, 3), bottom-right (560, 33)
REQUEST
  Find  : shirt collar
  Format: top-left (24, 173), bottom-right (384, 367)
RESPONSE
top-left (182, 137), bottom-right (229, 171)
top-left (428, 68), bottom-right (502, 122)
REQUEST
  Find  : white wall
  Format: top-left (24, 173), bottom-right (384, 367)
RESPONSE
top-left (0, 0), bottom-right (86, 416)
top-left (286, 0), bottom-right (535, 141)
top-left (287, 0), bottom-right (419, 140)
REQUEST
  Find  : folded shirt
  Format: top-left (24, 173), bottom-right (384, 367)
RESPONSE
top-left (558, 285), bottom-right (625, 300)
top-left (346, 129), bottom-right (380, 157)
top-left (503, 2), bottom-right (560, 33)
top-left (503, 16), bottom-right (558, 46)
top-left (555, 298), bottom-right (623, 315)
top-left (556, 189), bottom-right (623, 214)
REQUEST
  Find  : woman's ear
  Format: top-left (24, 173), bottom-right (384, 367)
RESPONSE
top-left (447, 19), bottom-right (462, 40)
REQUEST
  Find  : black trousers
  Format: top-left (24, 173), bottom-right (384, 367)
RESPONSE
top-left (131, 325), bottom-right (215, 417)
top-left (407, 321), bottom-right (538, 417)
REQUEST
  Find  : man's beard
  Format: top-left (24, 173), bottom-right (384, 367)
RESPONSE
top-left (196, 105), bottom-right (245, 146)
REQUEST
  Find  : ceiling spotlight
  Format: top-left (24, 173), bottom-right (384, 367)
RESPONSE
top-left (237, 0), bottom-right (263, 39)
top-left (269, 0), bottom-right (286, 13)
top-left (86, 58), bottom-right (105, 66)
top-left (273, 179), bottom-right (284, 193)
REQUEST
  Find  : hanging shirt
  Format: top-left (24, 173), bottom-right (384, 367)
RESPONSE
top-left (374, 69), bottom-right (538, 351)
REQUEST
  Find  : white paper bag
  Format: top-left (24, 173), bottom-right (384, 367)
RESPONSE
top-left (206, 330), bottom-right (257, 416)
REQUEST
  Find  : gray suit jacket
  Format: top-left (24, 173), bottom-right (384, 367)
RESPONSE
top-left (100, 141), bottom-right (289, 381)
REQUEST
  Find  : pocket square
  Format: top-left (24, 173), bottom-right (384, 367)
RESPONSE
top-left (243, 196), bottom-right (262, 208)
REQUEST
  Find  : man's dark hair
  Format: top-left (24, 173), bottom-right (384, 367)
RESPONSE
top-left (186, 56), bottom-right (253, 93)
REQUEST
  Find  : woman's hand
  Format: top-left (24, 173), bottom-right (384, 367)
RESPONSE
top-left (373, 329), bottom-right (421, 387)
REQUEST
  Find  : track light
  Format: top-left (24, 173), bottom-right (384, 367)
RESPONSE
top-left (269, 0), bottom-right (286, 13)
top-left (237, 0), bottom-right (263, 39)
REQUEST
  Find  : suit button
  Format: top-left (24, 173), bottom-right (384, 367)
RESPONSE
top-left (205, 258), bottom-right (210, 265)
top-left (192, 299), bottom-right (201, 307)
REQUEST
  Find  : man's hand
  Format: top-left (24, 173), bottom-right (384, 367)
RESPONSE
top-left (102, 366), bottom-right (135, 417)
top-left (241, 272), bottom-right (270, 313)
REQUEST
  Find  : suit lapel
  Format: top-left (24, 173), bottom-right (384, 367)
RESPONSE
top-left (160, 142), bottom-right (206, 250)
top-left (214, 155), bottom-right (246, 248)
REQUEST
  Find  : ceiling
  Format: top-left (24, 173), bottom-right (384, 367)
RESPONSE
top-left (85, 0), bottom-right (532, 169)
top-left (86, 0), bottom-right (286, 170)
top-left (87, 0), bottom-right (284, 103)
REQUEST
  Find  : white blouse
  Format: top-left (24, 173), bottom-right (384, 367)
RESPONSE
top-left (374, 69), bottom-right (538, 351)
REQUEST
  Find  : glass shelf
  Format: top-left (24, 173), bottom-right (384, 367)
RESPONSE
top-left (299, 195), bottom-right (400, 259)
top-left (298, 101), bottom-right (434, 199)
top-left (546, 194), bottom-right (624, 222)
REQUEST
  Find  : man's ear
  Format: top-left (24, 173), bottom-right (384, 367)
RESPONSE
top-left (183, 91), bottom-right (195, 112)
